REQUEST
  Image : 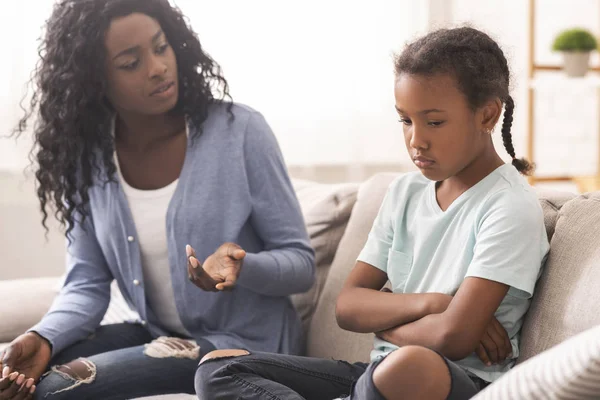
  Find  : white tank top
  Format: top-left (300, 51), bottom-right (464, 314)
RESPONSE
top-left (114, 142), bottom-right (191, 338)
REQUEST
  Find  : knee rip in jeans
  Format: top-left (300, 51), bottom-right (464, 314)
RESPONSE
top-left (199, 349), bottom-right (250, 365)
top-left (143, 336), bottom-right (200, 360)
top-left (47, 358), bottom-right (96, 395)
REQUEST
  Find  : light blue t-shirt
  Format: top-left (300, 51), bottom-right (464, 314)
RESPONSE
top-left (358, 164), bottom-right (549, 382)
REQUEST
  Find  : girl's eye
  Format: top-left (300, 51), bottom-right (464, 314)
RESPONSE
top-left (428, 121), bottom-right (444, 127)
top-left (120, 60), bottom-right (139, 70)
top-left (398, 118), bottom-right (412, 126)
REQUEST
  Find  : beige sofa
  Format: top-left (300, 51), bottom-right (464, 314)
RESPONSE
top-left (1, 173), bottom-right (599, 399)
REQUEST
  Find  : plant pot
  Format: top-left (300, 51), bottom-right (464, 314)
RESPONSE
top-left (562, 51), bottom-right (591, 77)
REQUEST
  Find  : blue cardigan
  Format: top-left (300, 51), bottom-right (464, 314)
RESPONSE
top-left (32, 103), bottom-right (316, 356)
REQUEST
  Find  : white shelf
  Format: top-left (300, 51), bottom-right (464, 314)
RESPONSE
top-left (529, 74), bottom-right (600, 89)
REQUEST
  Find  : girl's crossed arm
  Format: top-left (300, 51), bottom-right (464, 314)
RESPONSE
top-left (335, 262), bottom-right (453, 333)
top-left (376, 276), bottom-right (509, 361)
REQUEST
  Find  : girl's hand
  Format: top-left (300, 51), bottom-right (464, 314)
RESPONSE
top-left (186, 243), bottom-right (246, 291)
top-left (476, 317), bottom-right (512, 366)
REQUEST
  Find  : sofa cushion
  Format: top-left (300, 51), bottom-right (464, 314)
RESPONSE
top-left (290, 179), bottom-right (359, 334)
top-left (306, 173), bottom-right (398, 362)
top-left (473, 324), bottom-right (600, 399)
top-left (519, 191), bottom-right (600, 363)
top-left (534, 188), bottom-right (576, 241)
top-left (0, 277), bottom-right (60, 343)
top-left (0, 172), bottom-right (66, 280)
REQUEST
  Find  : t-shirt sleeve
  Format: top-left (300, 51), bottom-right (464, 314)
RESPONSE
top-left (466, 189), bottom-right (549, 299)
top-left (356, 181), bottom-right (398, 274)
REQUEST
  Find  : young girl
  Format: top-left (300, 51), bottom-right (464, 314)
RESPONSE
top-left (195, 27), bottom-right (549, 400)
top-left (0, 0), bottom-right (314, 399)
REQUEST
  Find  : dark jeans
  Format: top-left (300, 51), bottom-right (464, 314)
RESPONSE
top-left (35, 323), bottom-right (215, 400)
top-left (195, 349), bottom-right (484, 400)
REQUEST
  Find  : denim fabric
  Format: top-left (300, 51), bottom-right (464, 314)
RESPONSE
top-left (35, 323), bottom-right (215, 400)
top-left (195, 349), bottom-right (482, 400)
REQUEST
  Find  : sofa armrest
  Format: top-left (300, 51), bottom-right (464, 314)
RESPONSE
top-left (0, 277), bottom-right (60, 343)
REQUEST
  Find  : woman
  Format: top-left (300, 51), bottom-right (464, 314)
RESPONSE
top-left (0, 0), bottom-right (315, 399)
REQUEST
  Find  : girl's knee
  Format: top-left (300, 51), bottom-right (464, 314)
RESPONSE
top-left (372, 346), bottom-right (450, 400)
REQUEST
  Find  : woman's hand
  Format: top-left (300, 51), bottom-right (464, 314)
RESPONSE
top-left (475, 317), bottom-right (512, 366)
top-left (187, 243), bottom-right (246, 291)
top-left (0, 332), bottom-right (51, 399)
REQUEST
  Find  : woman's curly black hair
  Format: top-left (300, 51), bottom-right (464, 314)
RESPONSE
top-left (395, 27), bottom-right (534, 175)
top-left (14, 0), bottom-right (232, 237)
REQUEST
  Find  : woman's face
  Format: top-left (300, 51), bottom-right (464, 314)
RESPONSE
top-left (104, 13), bottom-right (179, 117)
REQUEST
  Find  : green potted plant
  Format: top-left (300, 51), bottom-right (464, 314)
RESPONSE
top-left (552, 28), bottom-right (598, 77)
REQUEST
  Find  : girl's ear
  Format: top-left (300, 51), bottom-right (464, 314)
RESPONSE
top-left (478, 98), bottom-right (503, 133)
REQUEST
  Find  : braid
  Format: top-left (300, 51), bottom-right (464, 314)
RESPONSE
top-left (501, 95), bottom-right (534, 175)
top-left (395, 27), bottom-right (534, 175)
top-left (501, 96), bottom-right (516, 159)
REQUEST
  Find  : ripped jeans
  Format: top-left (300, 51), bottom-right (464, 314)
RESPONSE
top-left (35, 323), bottom-right (215, 400)
top-left (195, 350), bottom-right (485, 400)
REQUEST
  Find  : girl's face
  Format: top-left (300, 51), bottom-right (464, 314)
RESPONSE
top-left (104, 13), bottom-right (179, 117)
top-left (394, 73), bottom-right (497, 182)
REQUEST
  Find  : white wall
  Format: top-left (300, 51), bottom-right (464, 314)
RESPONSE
top-left (0, 2), bottom-right (53, 171)
top-left (173, 0), bottom-right (429, 167)
top-left (2, 1), bottom-right (598, 175)
top-left (0, 0), bottom-right (430, 173)
top-left (2, 1), bottom-right (596, 281)
top-left (0, 0), bottom-right (431, 280)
